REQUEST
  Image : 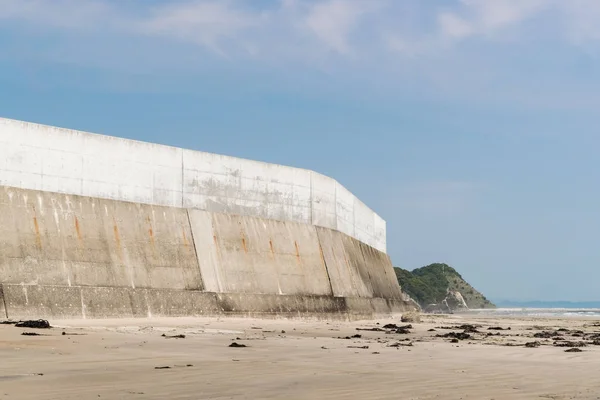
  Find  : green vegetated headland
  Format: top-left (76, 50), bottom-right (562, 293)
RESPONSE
top-left (394, 263), bottom-right (495, 312)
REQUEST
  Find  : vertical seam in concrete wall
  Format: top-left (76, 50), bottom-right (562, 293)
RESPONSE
top-left (316, 230), bottom-right (335, 297)
top-left (0, 284), bottom-right (8, 319)
top-left (185, 208), bottom-right (203, 290)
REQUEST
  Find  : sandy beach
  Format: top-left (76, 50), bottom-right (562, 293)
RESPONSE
top-left (2, 313), bottom-right (600, 400)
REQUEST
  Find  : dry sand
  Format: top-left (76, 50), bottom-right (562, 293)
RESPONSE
top-left (2, 313), bottom-right (600, 399)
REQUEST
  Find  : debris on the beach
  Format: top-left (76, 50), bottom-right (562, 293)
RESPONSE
top-left (457, 324), bottom-right (480, 333)
top-left (338, 334), bottom-right (362, 340)
top-left (389, 342), bottom-right (413, 347)
top-left (427, 329), bottom-right (436, 332)
top-left (436, 324), bottom-right (480, 333)
top-left (161, 334), bottom-right (186, 339)
top-left (533, 331), bottom-right (562, 339)
top-left (0, 321), bottom-right (17, 325)
top-left (488, 326), bottom-right (510, 331)
top-left (525, 341), bottom-right (541, 348)
top-left (436, 332), bottom-right (472, 340)
top-left (356, 327), bottom-right (385, 332)
top-left (401, 311), bottom-right (421, 323)
top-left (15, 320), bottom-right (51, 329)
top-left (450, 339), bottom-right (459, 343)
top-left (347, 345), bottom-right (369, 349)
top-left (21, 332), bottom-right (42, 336)
top-left (154, 366), bottom-right (171, 369)
top-left (383, 324), bottom-right (412, 330)
top-left (229, 342), bottom-right (247, 348)
top-left (486, 332), bottom-right (502, 337)
top-left (553, 341), bottom-right (587, 348)
top-left (565, 348), bottom-right (583, 353)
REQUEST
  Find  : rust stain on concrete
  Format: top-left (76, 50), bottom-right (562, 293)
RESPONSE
top-left (33, 216), bottom-right (41, 249)
top-left (112, 218), bottom-right (123, 263)
top-left (147, 216), bottom-right (155, 245)
top-left (294, 241), bottom-right (301, 264)
top-left (146, 216), bottom-right (157, 260)
top-left (74, 216), bottom-right (82, 242)
top-left (182, 228), bottom-right (190, 249)
top-left (113, 220), bottom-right (121, 247)
top-left (269, 239), bottom-right (275, 258)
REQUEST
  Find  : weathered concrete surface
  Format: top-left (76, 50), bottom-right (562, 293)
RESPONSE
top-left (0, 284), bottom-right (7, 318)
top-left (0, 185), bottom-right (413, 320)
top-left (0, 117), bottom-right (387, 252)
top-left (0, 186), bottom-right (202, 290)
top-left (187, 210), bottom-right (222, 292)
top-left (200, 212), bottom-right (333, 296)
top-left (316, 226), bottom-right (370, 298)
top-left (316, 227), bottom-right (403, 300)
top-left (80, 287), bottom-right (221, 318)
top-left (1, 284), bottom-right (223, 319)
top-left (0, 118), bottom-right (183, 208)
top-left (1, 284), bottom-right (408, 320)
top-left (2, 284), bottom-right (83, 319)
top-left (182, 149), bottom-right (312, 229)
top-left (341, 234), bottom-right (404, 300)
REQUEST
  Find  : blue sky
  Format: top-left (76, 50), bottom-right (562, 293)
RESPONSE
top-left (2, 0), bottom-right (600, 302)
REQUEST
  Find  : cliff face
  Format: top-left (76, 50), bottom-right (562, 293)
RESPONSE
top-left (394, 263), bottom-right (495, 313)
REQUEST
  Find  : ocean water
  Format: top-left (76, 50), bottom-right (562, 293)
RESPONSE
top-left (457, 308), bottom-right (600, 319)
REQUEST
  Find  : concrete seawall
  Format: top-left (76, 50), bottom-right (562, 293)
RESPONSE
top-left (0, 117), bottom-right (387, 252)
top-left (0, 186), bottom-right (412, 320)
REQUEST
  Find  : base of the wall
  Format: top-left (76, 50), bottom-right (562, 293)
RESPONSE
top-left (0, 284), bottom-right (414, 321)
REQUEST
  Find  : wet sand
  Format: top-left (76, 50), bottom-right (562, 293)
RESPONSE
top-left (2, 314), bottom-right (600, 399)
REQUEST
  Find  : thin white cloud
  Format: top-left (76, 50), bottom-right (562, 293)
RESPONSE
top-left (0, 0), bottom-right (115, 30)
top-left (464, 0), bottom-right (546, 33)
top-left (138, 1), bottom-right (263, 54)
top-left (438, 12), bottom-right (473, 39)
top-left (2, 0), bottom-right (600, 59)
top-left (4, 0), bottom-right (600, 111)
top-left (303, 0), bottom-right (381, 55)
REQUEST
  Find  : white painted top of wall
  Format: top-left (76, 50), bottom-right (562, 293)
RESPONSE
top-left (0, 117), bottom-right (386, 252)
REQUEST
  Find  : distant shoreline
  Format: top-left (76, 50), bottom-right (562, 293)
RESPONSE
top-left (494, 301), bottom-right (600, 308)
top-left (455, 308), bottom-right (600, 319)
